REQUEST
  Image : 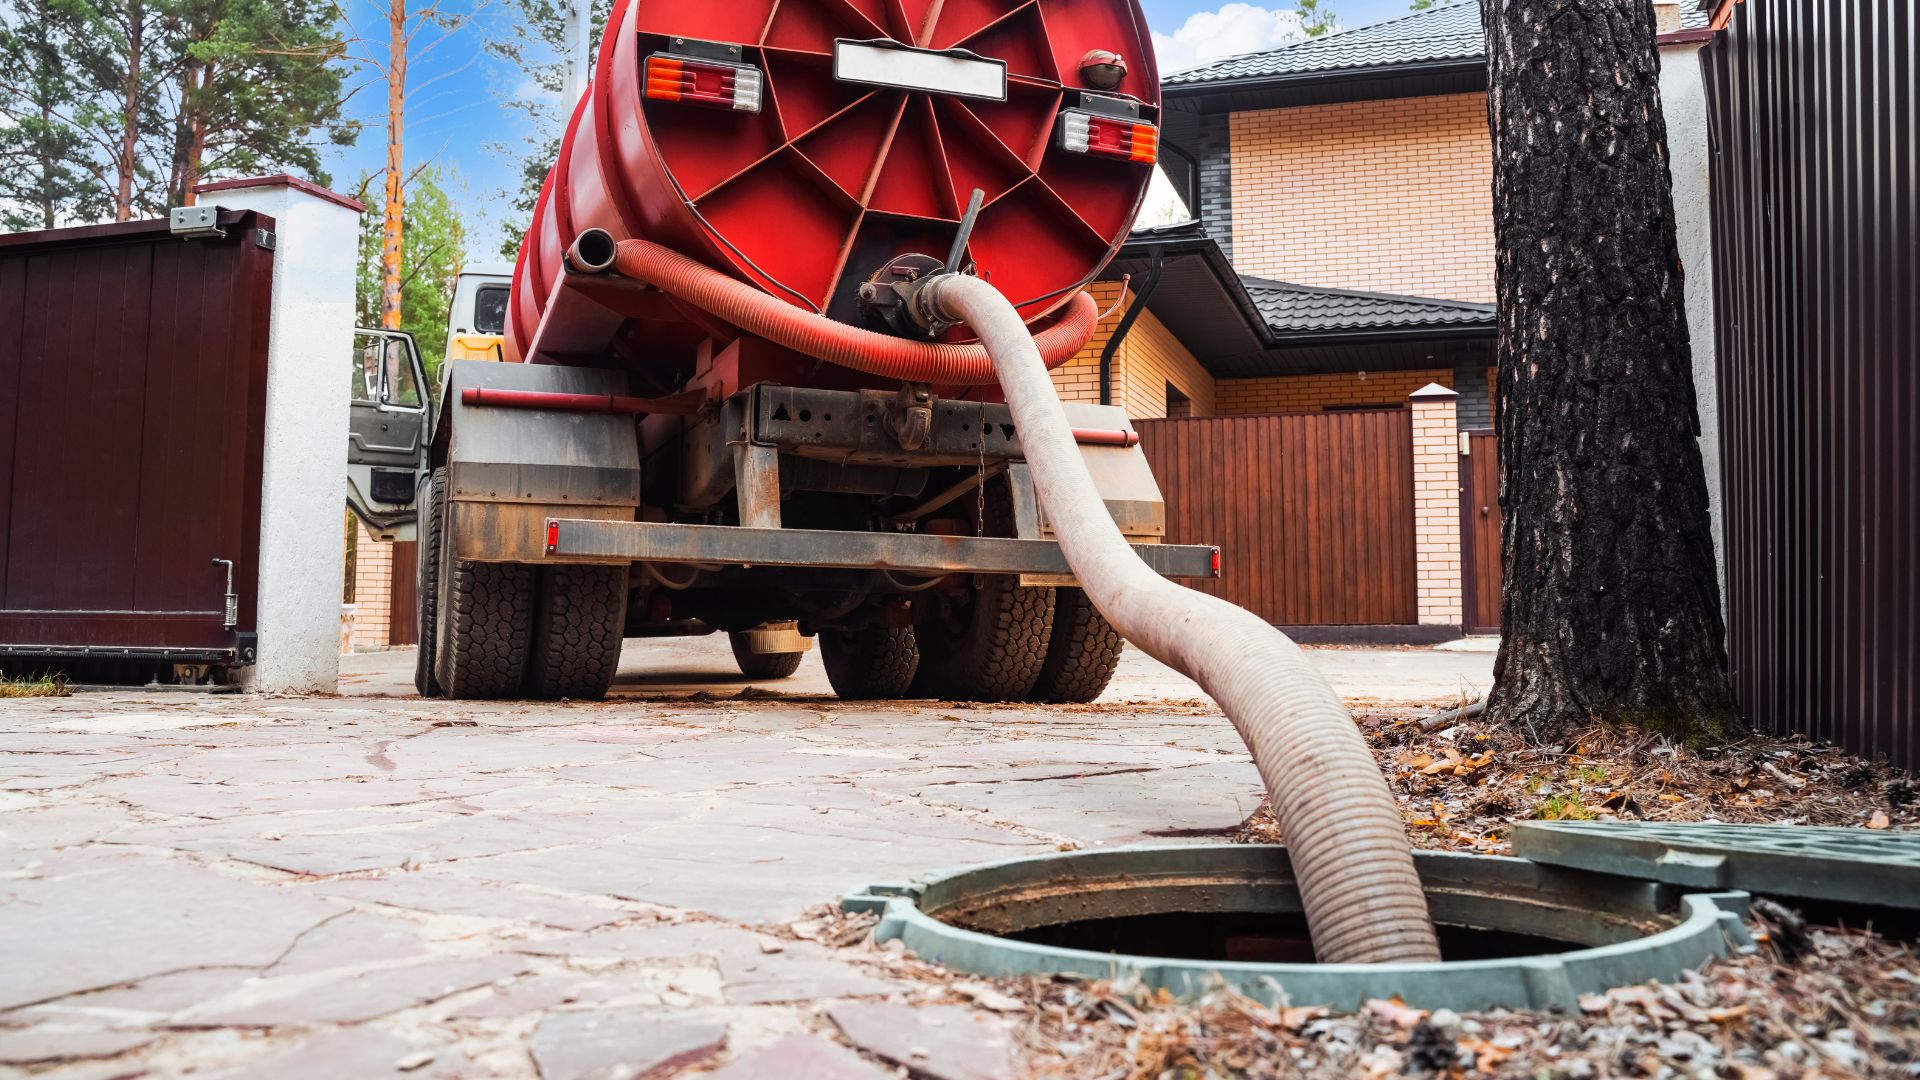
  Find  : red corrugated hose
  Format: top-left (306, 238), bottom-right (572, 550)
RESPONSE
top-left (606, 238), bottom-right (1097, 386)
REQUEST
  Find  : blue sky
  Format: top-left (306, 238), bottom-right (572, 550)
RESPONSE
top-left (322, 0), bottom-right (1430, 264)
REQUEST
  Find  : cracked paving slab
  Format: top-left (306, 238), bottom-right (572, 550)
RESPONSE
top-left (0, 635), bottom-right (1485, 1076)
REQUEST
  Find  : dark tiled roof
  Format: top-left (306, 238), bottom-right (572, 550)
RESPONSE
top-left (1165, 1), bottom-right (1711, 88)
top-left (1241, 276), bottom-right (1495, 335)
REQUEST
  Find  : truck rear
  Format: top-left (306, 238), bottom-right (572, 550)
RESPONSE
top-left (411, 0), bottom-right (1216, 702)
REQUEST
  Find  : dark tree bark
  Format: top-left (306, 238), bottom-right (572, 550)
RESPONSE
top-left (1480, 0), bottom-right (1739, 743)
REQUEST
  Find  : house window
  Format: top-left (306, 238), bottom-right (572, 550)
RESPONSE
top-left (1165, 382), bottom-right (1193, 418)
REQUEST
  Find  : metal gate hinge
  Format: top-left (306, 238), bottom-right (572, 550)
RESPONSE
top-left (169, 205), bottom-right (225, 239)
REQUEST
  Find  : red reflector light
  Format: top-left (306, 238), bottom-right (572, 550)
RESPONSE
top-left (1211, 547), bottom-right (1222, 576)
top-left (545, 520), bottom-right (560, 553)
top-left (644, 54), bottom-right (763, 112)
top-left (645, 53), bottom-right (764, 112)
top-left (1058, 110), bottom-right (1158, 164)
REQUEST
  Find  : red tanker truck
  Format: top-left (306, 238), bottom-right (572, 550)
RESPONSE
top-left (409, 0), bottom-right (1218, 703)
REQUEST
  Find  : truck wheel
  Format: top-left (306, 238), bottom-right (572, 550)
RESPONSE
top-left (1027, 588), bottom-right (1123, 703)
top-left (432, 496), bottom-right (533, 700)
top-left (413, 470), bottom-right (446, 697)
top-left (729, 633), bottom-right (806, 680)
top-left (527, 565), bottom-right (628, 700)
top-left (821, 626), bottom-right (918, 699)
top-left (914, 576), bottom-right (1055, 701)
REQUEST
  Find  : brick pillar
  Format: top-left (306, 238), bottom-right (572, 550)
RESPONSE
top-left (350, 523), bottom-right (394, 649)
top-left (1409, 384), bottom-right (1464, 628)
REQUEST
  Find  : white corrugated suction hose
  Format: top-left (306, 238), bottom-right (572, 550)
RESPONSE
top-left (925, 274), bottom-right (1442, 964)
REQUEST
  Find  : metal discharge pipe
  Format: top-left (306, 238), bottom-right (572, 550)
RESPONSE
top-left (924, 274), bottom-right (1442, 965)
top-left (604, 237), bottom-right (1441, 963)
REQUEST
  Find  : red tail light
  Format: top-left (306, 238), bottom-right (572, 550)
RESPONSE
top-left (1058, 110), bottom-right (1158, 164)
top-left (644, 54), bottom-right (763, 113)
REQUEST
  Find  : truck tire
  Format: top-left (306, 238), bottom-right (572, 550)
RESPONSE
top-left (413, 470), bottom-right (446, 697)
top-left (432, 493), bottom-right (534, 700)
top-left (821, 626), bottom-right (918, 699)
top-left (1027, 588), bottom-right (1123, 703)
top-left (913, 475), bottom-right (1055, 702)
top-left (914, 576), bottom-right (1055, 701)
top-left (527, 565), bottom-right (628, 700)
top-left (729, 633), bottom-right (805, 680)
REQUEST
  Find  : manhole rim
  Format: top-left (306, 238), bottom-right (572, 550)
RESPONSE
top-left (845, 844), bottom-right (1754, 1011)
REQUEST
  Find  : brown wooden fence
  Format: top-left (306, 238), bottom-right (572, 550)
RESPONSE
top-left (1704, 0), bottom-right (1917, 770)
top-left (1138, 410), bottom-right (1417, 626)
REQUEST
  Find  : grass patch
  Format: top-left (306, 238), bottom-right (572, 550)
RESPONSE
top-left (0, 672), bottom-right (71, 698)
top-left (1533, 793), bottom-right (1598, 821)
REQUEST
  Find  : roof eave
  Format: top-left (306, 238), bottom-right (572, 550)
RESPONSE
top-left (1163, 57), bottom-right (1486, 105)
top-left (1264, 322), bottom-right (1494, 346)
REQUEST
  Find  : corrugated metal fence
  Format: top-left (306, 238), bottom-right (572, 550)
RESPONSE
top-left (1702, 0), bottom-right (1917, 769)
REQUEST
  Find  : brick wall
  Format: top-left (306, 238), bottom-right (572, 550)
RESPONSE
top-left (1215, 369), bottom-right (1451, 414)
top-left (1121, 307), bottom-right (1218, 419)
top-left (1051, 282), bottom-right (1122, 405)
top-left (1229, 93), bottom-right (1495, 303)
top-left (349, 523), bottom-right (393, 650)
top-left (1409, 386), bottom-right (1464, 626)
top-left (1056, 282), bottom-right (1215, 418)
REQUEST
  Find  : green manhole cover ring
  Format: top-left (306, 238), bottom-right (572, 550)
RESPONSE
top-left (843, 845), bottom-right (1752, 1012)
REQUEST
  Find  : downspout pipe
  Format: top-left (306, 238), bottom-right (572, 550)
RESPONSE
top-left (1099, 248), bottom-right (1164, 406)
top-left (924, 272), bottom-right (1442, 965)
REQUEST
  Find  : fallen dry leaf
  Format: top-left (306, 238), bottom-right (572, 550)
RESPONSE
top-left (1364, 997), bottom-right (1426, 1030)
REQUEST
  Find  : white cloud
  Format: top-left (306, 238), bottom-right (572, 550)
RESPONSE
top-left (1151, 4), bottom-right (1309, 75)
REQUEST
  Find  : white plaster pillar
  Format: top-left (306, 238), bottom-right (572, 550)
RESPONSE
top-left (193, 176), bottom-right (364, 692)
top-left (1659, 40), bottom-right (1726, 604)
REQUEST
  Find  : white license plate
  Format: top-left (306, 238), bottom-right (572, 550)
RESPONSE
top-left (833, 40), bottom-right (1008, 101)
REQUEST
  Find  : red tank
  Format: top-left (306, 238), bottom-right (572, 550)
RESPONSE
top-left (509, 0), bottom-right (1161, 367)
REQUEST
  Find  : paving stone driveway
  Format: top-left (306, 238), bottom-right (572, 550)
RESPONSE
top-left (0, 641), bottom-right (1485, 1078)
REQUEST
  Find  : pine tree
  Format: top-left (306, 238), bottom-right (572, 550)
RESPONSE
top-left (1480, 0), bottom-right (1739, 743)
top-left (161, 0), bottom-right (355, 208)
top-left (356, 165), bottom-right (467, 376)
top-left (0, 0), bottom-right (104, 228)
top-left (487, 0), bottom-right (610, 257)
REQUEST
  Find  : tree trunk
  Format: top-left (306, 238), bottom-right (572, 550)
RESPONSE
top-left (167, 58), bottom-right (204, 208)
top-left (381, 0), bottom-right (408, 331)
top-left (1480, 0), bottom-right (1739, 744)
top-left (115, 3), bottom-right (143, 221)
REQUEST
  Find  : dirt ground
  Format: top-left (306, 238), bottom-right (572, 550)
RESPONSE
top-left (1, 636), bottom-right (1913, 1079)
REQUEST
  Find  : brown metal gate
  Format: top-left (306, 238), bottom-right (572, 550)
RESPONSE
top-left (0, 213), bottom-right (274, 664)
top-left (1459, 429), bottom-right (1500, 635)
top-left (388, 541), bottom-right (419, 646)
top-left (1138, 410), bottom-right (1417, 626)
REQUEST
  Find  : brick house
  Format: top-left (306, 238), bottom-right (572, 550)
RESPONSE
top-left (1047, 0), bottom-right (1720, 635)
top-left (354, 3), bottom-right (1718, 648)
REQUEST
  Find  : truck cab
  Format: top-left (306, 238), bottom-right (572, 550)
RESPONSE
top-left (444, 268), bottom-right (512, 363)
top-left (345, 268), bottom-right (512, 539)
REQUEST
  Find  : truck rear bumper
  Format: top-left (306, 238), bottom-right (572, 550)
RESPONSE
top-left (544, 518), bottom-right (1220, 580)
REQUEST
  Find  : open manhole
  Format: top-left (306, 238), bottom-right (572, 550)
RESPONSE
top-left (843, 845), bottom-right (1753, 1011)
